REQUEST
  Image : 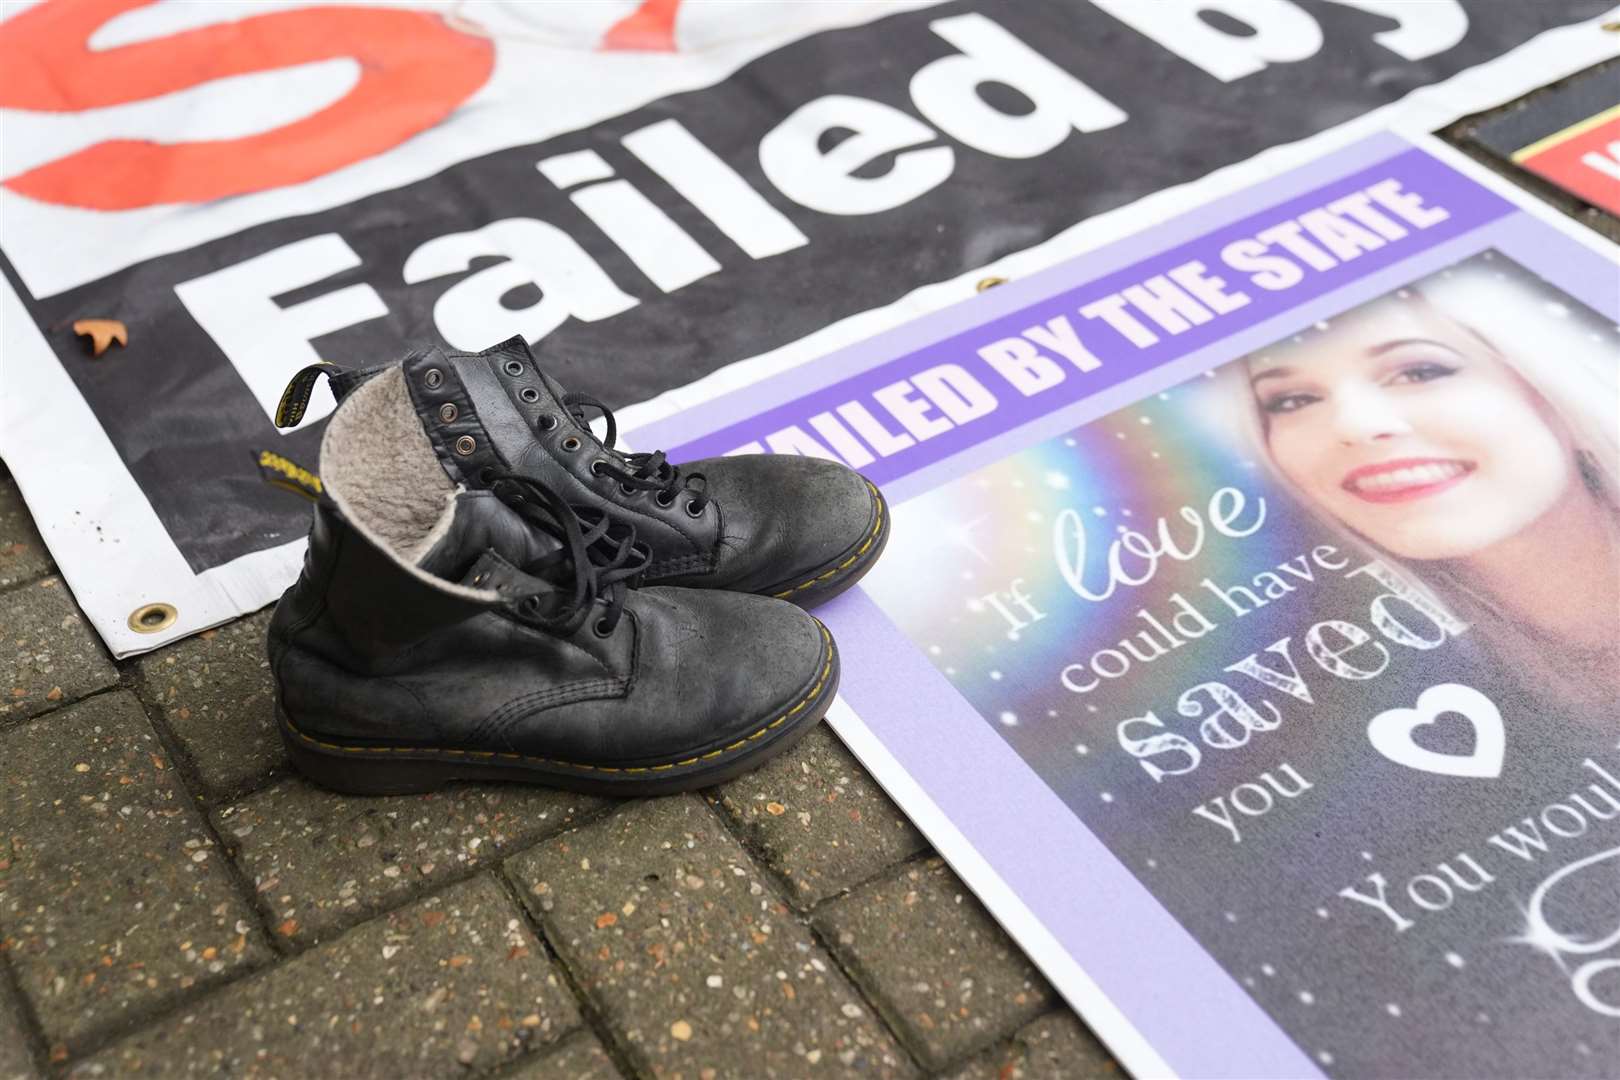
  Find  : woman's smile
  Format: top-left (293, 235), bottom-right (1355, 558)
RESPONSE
top-left (1340, 457), bottom-right (1476, 503)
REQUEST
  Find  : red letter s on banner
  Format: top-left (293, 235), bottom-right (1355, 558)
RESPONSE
top-left (603, 0), bottom-right (682, 52)
top-left (0, 0), bottom-right (493, 210)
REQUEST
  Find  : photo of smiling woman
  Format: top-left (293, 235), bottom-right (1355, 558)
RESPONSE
top-left (1228, 252), bottom-right (1620, 718)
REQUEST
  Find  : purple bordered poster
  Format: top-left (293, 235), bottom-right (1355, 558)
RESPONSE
top-left (629, 132), bottom-right (1620, 1078)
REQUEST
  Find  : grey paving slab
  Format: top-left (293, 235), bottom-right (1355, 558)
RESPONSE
top-left (501, 1028), bottom-right (622, 1079)
top-left (815, 858), bottom-right (1053, 1072)
top-left (68, 874), bottom-right (579, 1078)
top-left (0, 577), bottom-right (118, 723)
top-left (941, 1010), bottom-right (1119, 1080)
top-left (0, 692), bottom-right (272, 1053)
top-left (0, 975), bottom-right (40, 1080)
top-left (509, 796), bottom-right (915, 1079)
top-left (711, 723), bottom-right (928, 909)
top-left (0, 477), bottom-right (52, 591)
top-left (218, 777), bottom-right (608, 946)
top-left (136, 610), bottom-right (283, 800)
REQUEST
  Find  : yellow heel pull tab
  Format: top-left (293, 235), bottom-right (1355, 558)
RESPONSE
top-left (275, 362), bottom-right (338, 429)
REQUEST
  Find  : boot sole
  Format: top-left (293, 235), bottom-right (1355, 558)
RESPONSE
top-left (765, 481), bottom-right (891, 609)
top-left (279, 625), bottom-right (840, 798)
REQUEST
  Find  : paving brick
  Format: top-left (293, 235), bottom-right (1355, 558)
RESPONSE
top-left (710, 723), bottom-right (928, 909)
top-left (0, 975), bottom-right (41, 1080)
top-left (0, 477), bottom-right (52, 590)
top-left (69, 874), bottom-right (579, 1078)
top-left (815, 857), bottom-right (1052, 1072)
top-left (942, 1010), bottom-right (1119, 1080)
top-left (502, 1028), bottom-right (622, 1079)
top-left (136, 610), bottom-right (282, 800)
top-left (218, 778), bottom-right (608, 947)
top-left (0, 693), bottom-right (272, 1052)
top-left (0, 578), bottom-right (118, 722)
top-left (509, 795), bottom-right (914, 1079)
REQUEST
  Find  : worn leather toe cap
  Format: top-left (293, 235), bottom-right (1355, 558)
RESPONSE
top-left (687, 454), bottom-right (880, 596)
top-left (578, 586), bottom-right (832, 765)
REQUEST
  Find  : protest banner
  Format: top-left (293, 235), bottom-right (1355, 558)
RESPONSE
top-left (626, 131), bottom-right (1620, 1078)
top-left (2, 1), bottom-right (1616, 653)
top-left (1472, 64), bottom-right (1620, 215)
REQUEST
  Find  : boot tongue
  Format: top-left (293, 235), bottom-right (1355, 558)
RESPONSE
top-left (417, 490), bottom-right (562, 589)
top-left (398, 337), bottom-right (594, 486)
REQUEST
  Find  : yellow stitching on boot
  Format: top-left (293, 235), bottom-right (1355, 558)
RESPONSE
top-left (773, 483), bottom-right (885, 598)
top-left (288, 624), bottom-right (835, 774)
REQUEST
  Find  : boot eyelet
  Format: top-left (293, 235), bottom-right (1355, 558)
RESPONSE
top-left (619, 482), bottom-right (639, 497)
top-left (438, 403), bottom-right (458, 423)
top-left (654, 490), bottom-right (675, 508)
top-left (519, 387), bottom-right (540, 404)
top-left (504, 360), bottom-right (524, 376)
top-left (593, 618), bottom-right (614, 638)
top-left (454, 435), bottom-right (477, 456)
top-left (590, 460), bottom-right (610, 477)
top-left (684, 499), bottom-right (704, 518)
top-left (536, 414), bottom-right (558, 432)
top-left (561, 436), bottom-right (582, 452)
top-left (423, 368), bottom-right (444, 389)
top-left (477, 466), bottom-right (496, 484)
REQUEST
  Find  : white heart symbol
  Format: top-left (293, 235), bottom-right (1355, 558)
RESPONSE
top-left (1367, 683), bottom-right (1504, 779)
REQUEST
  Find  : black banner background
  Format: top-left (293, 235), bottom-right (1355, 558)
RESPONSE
top-left (3, 0), bottom-right (1606, 572)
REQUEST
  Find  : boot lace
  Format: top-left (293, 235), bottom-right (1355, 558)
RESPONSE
top-left (560, 391), bottom-right (710, 514)
top-left (487, 470), bottom-right (649, 636)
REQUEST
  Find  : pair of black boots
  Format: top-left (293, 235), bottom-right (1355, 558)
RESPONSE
top-left (268, 338), bottom-right (888, 797)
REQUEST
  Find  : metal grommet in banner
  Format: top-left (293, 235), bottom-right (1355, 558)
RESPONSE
top-left (455, 435), bottom-right (477, 456)
top-left (129, 603), bottom-right (178, 634)
top-left (439, 403), bottom-right (458, 423)
top-left (976, 276), bottom-right (1009, 292)
top-left (424, 368), bottom-right (444, 389)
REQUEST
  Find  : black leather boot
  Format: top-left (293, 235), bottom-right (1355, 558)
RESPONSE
top-left (268, 365), bottom-right (838, 797)
top-left (278, 337), bottom-right (889, 608)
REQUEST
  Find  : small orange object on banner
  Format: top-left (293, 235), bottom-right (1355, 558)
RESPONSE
top-left (71, 318), bottom-right (127, 357)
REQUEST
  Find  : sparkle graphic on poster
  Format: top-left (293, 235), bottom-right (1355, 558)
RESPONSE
top-left (860, 250), bottom-right (1620, 1077)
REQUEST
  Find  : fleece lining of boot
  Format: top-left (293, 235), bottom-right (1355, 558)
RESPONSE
top-left (320, 365), bottom-right (496, 601)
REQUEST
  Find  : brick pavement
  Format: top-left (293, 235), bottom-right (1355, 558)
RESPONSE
top-left (134, 613), bottom-right (283, 802)
top-left (1, 72), bottom-right (1615, 1078)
